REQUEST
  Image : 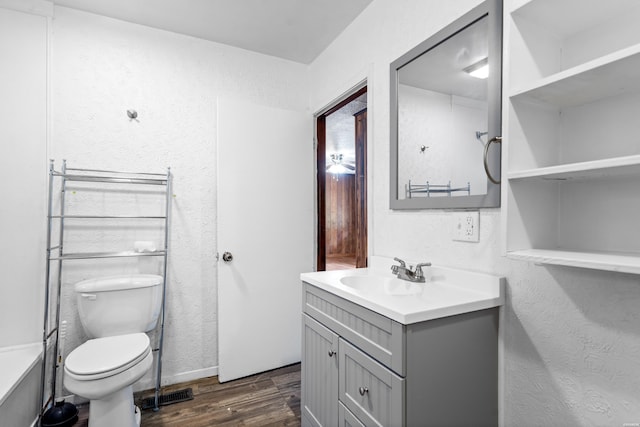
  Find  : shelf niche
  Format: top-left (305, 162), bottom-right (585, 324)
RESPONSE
top-left (503, 0), bottom-right (640, 274)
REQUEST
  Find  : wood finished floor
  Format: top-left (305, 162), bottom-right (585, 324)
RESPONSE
top-left (326, 254), bottom-right (356, 271)
top-left (76, 363), bottom-right (301, 426)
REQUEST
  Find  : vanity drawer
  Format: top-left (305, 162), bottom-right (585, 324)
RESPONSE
top-left (339, 338), bottom-right (405, 427)
top-left (303, 282), bottom-right (405, 375)
top-left (339, 401), bottom-right (365, 427)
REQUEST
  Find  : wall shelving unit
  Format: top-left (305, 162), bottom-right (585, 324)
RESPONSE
top-left (39, 160), bottom-right (172, 421)
top-left (503, 0), bottom-right (640, 274)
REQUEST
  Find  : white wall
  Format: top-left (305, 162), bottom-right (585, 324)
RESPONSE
top-left (50, 6), bottom-right (308, 390)
top-left (308, 0), bottom-right (640, 425)
top-left (0, 5), bottom-right (48, 347)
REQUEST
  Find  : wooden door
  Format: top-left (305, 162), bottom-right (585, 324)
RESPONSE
top-left (326, 174), bottom-right (356, 257)
top-left (354, 109), bottom-right (367, 268)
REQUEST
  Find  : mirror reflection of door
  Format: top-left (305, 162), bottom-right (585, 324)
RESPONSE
top-left (316, 88), bottom-right (367, 271)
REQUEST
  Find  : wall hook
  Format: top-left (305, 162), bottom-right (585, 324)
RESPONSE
top-left (127, 109), bottom-right (138, 121)
top-left (420, 145), bottom-right (428, 153)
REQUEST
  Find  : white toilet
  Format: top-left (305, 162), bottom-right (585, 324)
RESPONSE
top-left (64, 274), bottom-right (163, 427)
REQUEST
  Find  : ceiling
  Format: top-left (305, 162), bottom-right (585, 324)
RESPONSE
top-left (53, 0), bottom-right (373, 64)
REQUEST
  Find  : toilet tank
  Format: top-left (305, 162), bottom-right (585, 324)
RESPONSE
top-left (74, 274), bottom-right (163, 338)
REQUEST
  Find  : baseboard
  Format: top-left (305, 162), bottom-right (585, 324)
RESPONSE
top-left (133, 366), bottom-right (219, 393)
top-left (162, 366), bottom-right (219, 386)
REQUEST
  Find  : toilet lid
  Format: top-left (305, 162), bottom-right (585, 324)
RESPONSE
top-left (66, 333), bottom-right (150, 378)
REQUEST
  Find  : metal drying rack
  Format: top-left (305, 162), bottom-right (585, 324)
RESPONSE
top-left (406, 180), bottom-right (471, 198)
top-left (39, 159), bottom-right (172, 423)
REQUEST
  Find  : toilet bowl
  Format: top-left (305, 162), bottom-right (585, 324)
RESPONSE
top-left (63, 274), bottom-right (163, 427)
top-left (64, 333), bottom-right (152, 427)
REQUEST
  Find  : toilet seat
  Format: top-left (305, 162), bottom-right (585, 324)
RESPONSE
top-left (65, 333), bottom-right (150, 381)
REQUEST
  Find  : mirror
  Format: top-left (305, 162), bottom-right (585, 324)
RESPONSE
top-left (390, 0), bottom-right (502, 209)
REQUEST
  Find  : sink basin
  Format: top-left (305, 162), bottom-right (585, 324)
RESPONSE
top-left (301, 256), bottom-right (505, 324)
top-left (340, 275), bottom-right (423, 296)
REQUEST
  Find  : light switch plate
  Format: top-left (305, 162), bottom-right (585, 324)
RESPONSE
top-left (452, 211), bottom-right (480, 242)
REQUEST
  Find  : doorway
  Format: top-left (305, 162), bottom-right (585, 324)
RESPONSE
top-left (316, 86), bottom-right (367, 271)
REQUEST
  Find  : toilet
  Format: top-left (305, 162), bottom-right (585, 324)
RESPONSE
top-left (64, 274), bottom-right (163, 427)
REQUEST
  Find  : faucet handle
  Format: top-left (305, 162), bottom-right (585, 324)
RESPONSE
top-left (414, 262), bottom-right (432, 280)
top-left (393, 257), bottom-right (406, 267)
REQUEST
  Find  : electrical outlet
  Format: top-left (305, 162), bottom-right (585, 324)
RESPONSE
top-left (452, 211), bottom-right (480, 242)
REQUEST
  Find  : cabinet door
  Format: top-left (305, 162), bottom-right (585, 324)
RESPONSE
top-left (304, 283), bottom-right (405, 375)
top-left (302, 314), bottom-right (339, 427)
top-left (339, 401), bottom-right (366, 427)
top-left (339, 339), bottom-right (405, 427)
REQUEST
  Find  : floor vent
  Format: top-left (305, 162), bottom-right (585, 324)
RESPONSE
top-left (139, 388), bottom-right (194, 410)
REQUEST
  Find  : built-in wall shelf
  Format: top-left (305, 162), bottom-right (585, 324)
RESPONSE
top-left (507, 249), bottom-right (640, 275)
top-left (511, 0), bottom-right (639, 40)
top-left (503, 0), bottom-right (640, 274)
top-left (510, 45), bottom-right (640, 107)
top-left (507, 155), bottom-right (640, 181)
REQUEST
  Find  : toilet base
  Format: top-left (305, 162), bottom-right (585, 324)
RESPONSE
top-left (88, 385), bottom-right (140, 427)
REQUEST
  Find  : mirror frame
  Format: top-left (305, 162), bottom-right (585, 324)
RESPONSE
top-left (390, 0), bottom-right (502, 210)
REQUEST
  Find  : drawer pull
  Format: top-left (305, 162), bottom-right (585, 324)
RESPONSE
top-left (328, 350), bottom-right (336, 357)
top-left (358, 386), bottom-right (369, 396)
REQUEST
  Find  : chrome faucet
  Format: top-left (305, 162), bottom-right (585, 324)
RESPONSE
top-left (391, 257), bottom-right (431, 283)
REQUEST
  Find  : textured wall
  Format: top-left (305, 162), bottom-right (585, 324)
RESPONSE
top-left (50, 6), bottom-right (308, 390)
top-left (308, 0), bottom-right (640, 425)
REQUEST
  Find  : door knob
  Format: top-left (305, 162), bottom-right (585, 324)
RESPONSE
top-left (222, 252), bottom-right (233, 262)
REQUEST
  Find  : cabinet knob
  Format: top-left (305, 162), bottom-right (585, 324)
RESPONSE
top-left (328, 350), bottom-right (336, 357)
top-left (358, 386), bottom-right (369, 396)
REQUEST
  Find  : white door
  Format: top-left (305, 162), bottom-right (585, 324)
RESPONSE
top-left (217, 98), bottom-right (314, 382)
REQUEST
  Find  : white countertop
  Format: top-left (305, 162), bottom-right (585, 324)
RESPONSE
top-left (300, 256), bottom-right (504, 324)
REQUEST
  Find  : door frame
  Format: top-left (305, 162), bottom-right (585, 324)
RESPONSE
top-left (315, 83), bottom-right (367, 271)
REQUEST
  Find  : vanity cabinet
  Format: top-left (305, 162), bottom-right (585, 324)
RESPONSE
top-left (301, 282), bottom-right (499, 427)
top-left (503, 0), bottom-right (640, 273)
top-left (302, 315), bottom-right (339, 427)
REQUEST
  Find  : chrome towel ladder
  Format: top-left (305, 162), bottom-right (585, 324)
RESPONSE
top-left (39, 159), bottom-right (172, 423)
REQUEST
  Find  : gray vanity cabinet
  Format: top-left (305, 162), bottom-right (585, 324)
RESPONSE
top-left (302, 315), bottom-right (339, 426)
top-left (339, 338), bottom-right (404, 426)
top-left (339, 402), bottom-right (365, 427)
top-left (301, 282), bottom-right (499, 427)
